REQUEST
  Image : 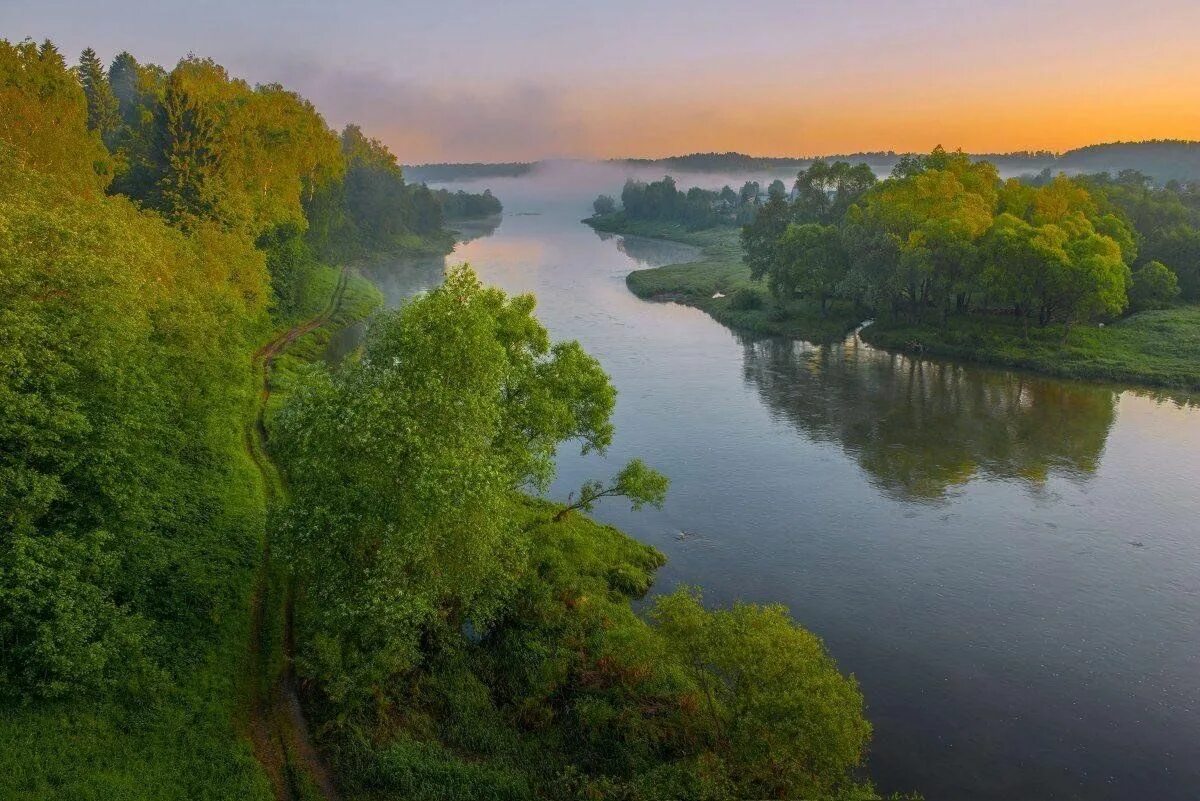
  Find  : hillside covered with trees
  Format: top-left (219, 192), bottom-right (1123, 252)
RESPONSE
top-left (0, 37), bottom-right (888, 801)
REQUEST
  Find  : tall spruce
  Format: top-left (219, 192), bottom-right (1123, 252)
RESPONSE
top-left (150, 71), bottom-right (224, 225)
top-left (77, 47), bottom-right (119, 141)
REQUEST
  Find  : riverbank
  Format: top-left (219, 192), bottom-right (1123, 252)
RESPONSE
top-left (862, 308), bottom-right (1200, 392)
top-left (587, 214), bottom-right (860, 342)
top-left (590, 214), bottom-right (1200, 392)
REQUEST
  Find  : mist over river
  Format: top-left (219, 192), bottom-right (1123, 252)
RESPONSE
top-left (331, 166), bottom-right (1200, 801)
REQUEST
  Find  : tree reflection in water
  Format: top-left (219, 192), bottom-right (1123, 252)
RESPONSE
top-left (740, 333), bottom-right (1117, 501)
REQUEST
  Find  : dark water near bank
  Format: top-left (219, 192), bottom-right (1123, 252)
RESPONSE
top-left (333, 167), bottom-right (1200, 801)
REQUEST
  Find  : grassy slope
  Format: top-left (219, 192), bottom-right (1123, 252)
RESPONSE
top-left (0, 264), bottom-right (381, 801)
top-left (265, 264), bottom-right (383, 424)
top-left (862, 307), bottom-right (1200, 391)
top-left (589, 214), bottom-right (860, 342)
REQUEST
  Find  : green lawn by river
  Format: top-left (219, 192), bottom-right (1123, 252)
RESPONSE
top-left (589, 215), bottom-right (861, 342)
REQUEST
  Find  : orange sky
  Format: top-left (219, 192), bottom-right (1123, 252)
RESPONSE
top-left (7, 0), bottom-right (1200, 160)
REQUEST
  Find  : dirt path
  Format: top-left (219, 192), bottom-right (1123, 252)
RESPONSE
top-left (244, 268), bottom-right (349, 801)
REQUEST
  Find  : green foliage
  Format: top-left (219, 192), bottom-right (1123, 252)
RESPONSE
top-left (555, 459), bottom-right (670, 522)
top-left (360, 736), bottom-right (532, 800)
top-left (617, 175), bottom-right (761, 230)
top-left (320, 504), bottom-right (875, 801)
top-left (1076, 170), bottom-right (1200, 300)
top-left (76, 48), bottom-right (119, 142)
top-left (149, 70), bottom-right (227, 225)
top-left (791, 158), bottom-right (877, 223)
top-left (1129, 260), bottom-right (1181, 310)
top-left (726, 286), bottom-right (764, 311)
top-left (741, 148), bottom-right (1139, 340)
top-left (0, 35), bottom-right (470, 797)
top-left (652, 589), bottom-right (871, 800)
top-left (275, 267), bottom-right (619, 709)
top-left (258, 222), bottom-right (320, 316)
top-left (0, 146), bottom-right (266, 699)
top-left (433, 187), bottom-right (503, 219)
top-left (112, 56), bottom-right (344, 236)
top-left (863, 307), bottom-right (1200, 390)
top-left (593, 194), bottom-right (616, 216)
top-left (0, 39), bottom-right (110, 192)
top-left (772, 222), bottom-right (848, 309)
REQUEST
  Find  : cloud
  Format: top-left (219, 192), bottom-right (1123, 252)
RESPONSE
top-left (264, 58), bottom-right (583, 163)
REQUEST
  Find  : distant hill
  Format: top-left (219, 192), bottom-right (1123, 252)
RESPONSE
top-left (612, 150), bottom-right (1058, 175)
top-left (1054, 141), bottom-right (1200, 183)
top-left (405, 141), bottom-right (1200, 186)
top-left (404, 162), bottom-right (534, 183)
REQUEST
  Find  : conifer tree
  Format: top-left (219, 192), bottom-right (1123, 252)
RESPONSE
top-left (151, 71), bottom-right (224, 225)
top-left (77, 48), bottom-right (119, 141)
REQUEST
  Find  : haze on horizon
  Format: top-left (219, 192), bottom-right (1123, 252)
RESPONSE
top-left (4, 0), bottom-right (1199, 163)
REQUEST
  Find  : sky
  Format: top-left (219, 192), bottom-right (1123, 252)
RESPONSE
top-left (4, 0), bottom-right (1199, 163)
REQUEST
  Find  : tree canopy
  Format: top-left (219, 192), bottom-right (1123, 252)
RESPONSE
top-left (744, 147), bottom-right (1144, 335)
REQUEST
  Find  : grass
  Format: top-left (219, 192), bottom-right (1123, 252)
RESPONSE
top-left (862, 306), bottom-right (1200, 391)
top-left (588, 214), bottom-right (861, 342)
top-left (265, 264), bottom-right (384, 425)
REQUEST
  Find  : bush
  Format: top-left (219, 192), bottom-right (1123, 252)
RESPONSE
top-left (1129, 260), bottom-right (1181, 311)
top-left (727, 287), bottom-right (764, 311)
top-left (367, 737), bottom-right (532, 801)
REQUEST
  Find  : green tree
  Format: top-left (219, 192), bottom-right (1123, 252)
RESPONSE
top-left (593, 194), bottom-right (616, 216)
top-left (276, 267), bottom-right (632, 709)
top-left (0, 144), bottom-right (267, 699)
top-left (741, 192), bottom-right (792, 283)
top-left (0, 38), bottom-right (110, 192)
top-left (846, 152), bottom-right (997, 319)
top-left (792, 159), bottom-right (877, 223)
top-left (652, 589), bottom-right (872, 800)
top-left (552, 459), bottom-right (669, 521)
top-left (148, 70), bottom-right (225, 225)
top-left (772, 222), bottom-right (848, 311)
top-left (76, 48), bottom-right (120, 142)
top-left (1129, 259), bottom-right (1180, 311)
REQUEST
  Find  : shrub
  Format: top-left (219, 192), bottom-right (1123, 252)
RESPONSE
top-left (1129, 260), bottom-right (1181, 311)
top-left (727, 287), bottom-right (764, 311)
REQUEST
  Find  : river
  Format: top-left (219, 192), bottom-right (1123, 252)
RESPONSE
top-left (331, 166), bottom-right (1200, 801)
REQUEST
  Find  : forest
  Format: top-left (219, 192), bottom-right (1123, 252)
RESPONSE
top-left (0, 37), bottom-right (883, 801)
top-left (740, 149), bottom-right (1198, 333)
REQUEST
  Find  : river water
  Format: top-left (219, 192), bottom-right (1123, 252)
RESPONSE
top-left (331, 167), bottom-right (1200, 801)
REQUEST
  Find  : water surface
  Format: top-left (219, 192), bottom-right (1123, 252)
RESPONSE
top-left (338, 170), bottom-right (1200, 800)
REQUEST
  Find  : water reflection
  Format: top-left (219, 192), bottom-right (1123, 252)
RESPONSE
top-left (593, 230), bottom-right (702, 266)
top-left (448, 213), bottom-right (503, 245)
top-left (740, 334), bottom-right (1117, 501)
